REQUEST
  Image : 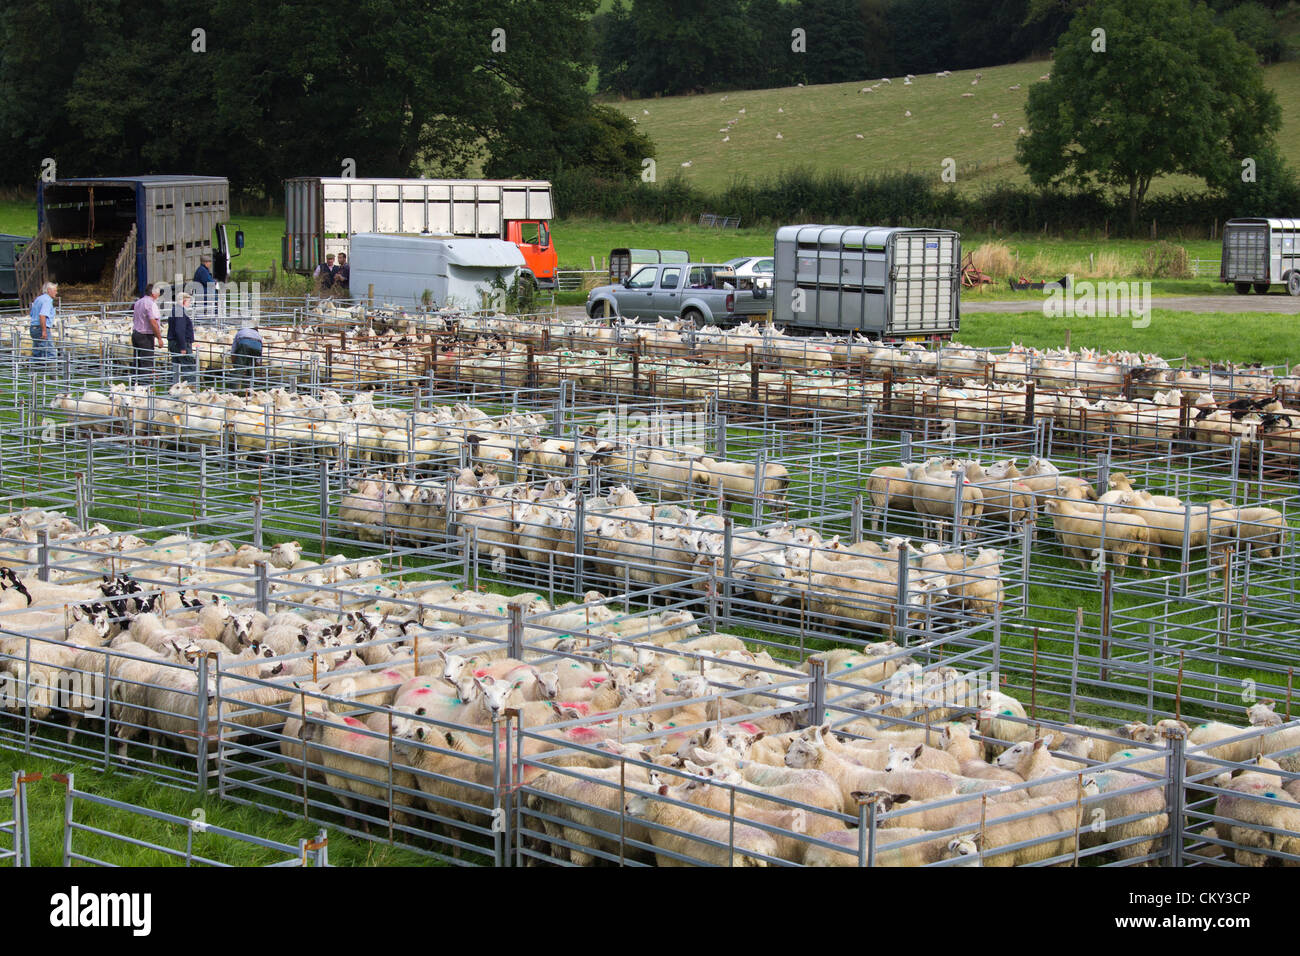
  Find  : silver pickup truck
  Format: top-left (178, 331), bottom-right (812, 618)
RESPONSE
top-left (585, 262), bottom-right (770, 323)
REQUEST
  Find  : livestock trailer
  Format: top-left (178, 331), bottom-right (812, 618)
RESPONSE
top-left (283, 177), bottom-right (557, 286)
top-left (773, 224), bottom-right (961, 340)
top-left (348, 233), bottom-right (528, 309)
top-left (0, 234), bottom-right (30, 298)
top-left (1221, 218), bottom-right (1300, 295)
top-left (26, 175), bottom-right (235, 304)
top-left (608, 247), bottom-right (691, 283)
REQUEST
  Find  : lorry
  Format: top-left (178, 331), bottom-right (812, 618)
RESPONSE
top-left (1221, 218), bottom-right (1300, 295)
top-left (282, 177), bottom-right (558, 288)
top-left (348, 234), bottom-right (528, 310)
top-left (773, 224), bottom-right (960, 340)
top-left (18, 175), bottom-right (238, 304)
top-left (585, 262), bottom-right (770, 324)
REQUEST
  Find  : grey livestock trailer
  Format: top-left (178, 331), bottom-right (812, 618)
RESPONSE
top-left (773, 224), bottom-right (960, 340)
top-left (1221, 218), bottom-right (1300, 295)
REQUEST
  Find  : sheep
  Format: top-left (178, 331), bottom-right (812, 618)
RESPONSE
top-left (783, 732), bottom-right (958, 810)
top-left (1078, 768), bottom-right (1169, 865)
top-left (904, 462), bottom-right (984, 540)
top-left (866, 466), bottom-right (912, 530)
top-left (524, 761), bottom-right (656, 865)
top-left (1210, 769), bottom-right (1300, 866)
top-left (298, 706), bottom-right (420, 830)
top-left (803, 812), bottom-right (980, 866)
top-left (1043, 496), bottom-right (1152, 573)
top-left (623, 786), bottom-right (780, 866)
top-left (654, 772), bottom-right (847, 865)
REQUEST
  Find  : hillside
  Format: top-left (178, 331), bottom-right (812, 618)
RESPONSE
top-left (606, 58), bottom-right (1300, 196)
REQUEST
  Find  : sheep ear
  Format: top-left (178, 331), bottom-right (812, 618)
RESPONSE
top-left (912, 744), bottom-right (923, 759)
top-left (657, 785), bottom-right (669, 796)
top-left (1032, 737), bottom-right (1045, 750)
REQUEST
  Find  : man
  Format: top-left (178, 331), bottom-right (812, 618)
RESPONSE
top-left (335, 252), bottom-right (350, 292)
top-left (194, 254), bottom-right (217, 318)
top-left (29, 281), bottom-right (57, 362)
top-left (131, 284), bottom-right (165, 381)
top-left (230, 321), bottom-right (264, 387)
top-left (167, 291), bottom-right (198, 384)
top-left (313, 253), bottom-right (337, 293)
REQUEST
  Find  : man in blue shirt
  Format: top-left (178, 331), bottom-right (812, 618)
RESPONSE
top-left (230, 322), bottom-right (264, 387)
top-left (194, 254), bottom-right (217, 318)
top-left (29, 281), bottom-right (57, 362)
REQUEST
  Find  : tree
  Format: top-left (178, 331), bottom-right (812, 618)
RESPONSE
top-left (1016, 0), bottom-right (1282, 233)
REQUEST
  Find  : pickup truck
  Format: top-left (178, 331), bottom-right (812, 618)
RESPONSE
top-left (586, 262), bottom-right (770, 324)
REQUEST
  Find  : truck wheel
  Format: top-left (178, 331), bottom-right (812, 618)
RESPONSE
top-left (1253, 282), bottom-right (1270, 294)
top-left (1234, 282), bottom-right (1252, 294)
top-left (1289, 273), bottom-right (1300, 297)
top-left (588, 300), bottom-right (611, 320)
top-left (680, 308), bottom-right (704, 326)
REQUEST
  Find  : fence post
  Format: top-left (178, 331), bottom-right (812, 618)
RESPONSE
top-left (951, 469), bottom-right (965, 547)
top-left (574, 493), bottom-right (586, 595)
top-left (895, 540), bottom-right (910, 640)
top-left (1095, 452), bottom-right (1109, 495)
top-left (1179, 504), bottom-right (1193, 598)
top-left (715, 411), bottom-right (727, 459)
top-left (196, 655), bottom-right (211, 796)
top-left (1163, 726), bottom-right (1186, 867)
top-left (60, 772), bottom-right (75, 867)
top-left (37, 530), bottom-right (49, 582)
top-left (800, 660), bottom-right (832, 728)
top-left (507, 603), bottom-right (524, 660)
top-left (75, 475), bottom-right (87, 535)
top-left (752, 449), bottom-right (766, 525)
top-left (851, 495), bottom-right (863, 545)
top-left (198, 446), bottom-right (209, 520)
top-left (252, 494), bottom-right (263, 548)
top-left (255, 561), bottom-right (269, 614)
top-left (722, 517), bottom-right (734, 623)
top-left (319, 459), bottom-right (330, 548)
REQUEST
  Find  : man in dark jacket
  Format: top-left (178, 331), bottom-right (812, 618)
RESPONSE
top-left (194, 254), bottom-right (217, 318)
top-left (167, 292), bottom-right (198, 384)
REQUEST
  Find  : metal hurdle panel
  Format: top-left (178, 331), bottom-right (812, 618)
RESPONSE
top-left (53, 772), bottom-right (330, 867)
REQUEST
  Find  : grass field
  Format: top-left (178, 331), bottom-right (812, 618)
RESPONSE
top-left (604, 57), bottom-right (1300, 196)
top-left (956, 310), bottom-right (1300, 367)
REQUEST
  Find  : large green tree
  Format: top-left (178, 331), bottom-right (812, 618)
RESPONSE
top-left (0, 0), bottom-right (631, 198)
top-left (1016, 0), bottom-right (1282, 232)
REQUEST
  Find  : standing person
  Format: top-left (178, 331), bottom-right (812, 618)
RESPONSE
top-left (29, 281), bottom-right (57, 363)
top-left (131, 284), bottom-right (165, 381)
top-left (313, 253), bottom-right (337, 293)
top-left (167, 291), bottom-right (198, 384)
top-left (229, 321), bottom-right (264, 388)
top-left (335, 252), bottom-right (350, 293)
top-left (194, 254), bottom-right (217, 319)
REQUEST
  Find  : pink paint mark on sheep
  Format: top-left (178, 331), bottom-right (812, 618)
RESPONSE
top-left (585, 676), bottom-right (607, 688)
top-left (738, 722), bottom-right (760, 733)
top-left (342, 716), bottom-right (364, 727)
top-left (567, 726), bottom-right (599, 739)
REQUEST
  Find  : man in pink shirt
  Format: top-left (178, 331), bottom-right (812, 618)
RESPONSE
top-left (131, 285), bottom-right (165, 380)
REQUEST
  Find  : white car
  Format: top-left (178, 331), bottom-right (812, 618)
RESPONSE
top-left (724, 256), bottom-right (774, 290)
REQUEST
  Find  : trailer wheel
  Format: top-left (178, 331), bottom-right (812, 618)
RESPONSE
top-left (1289, 272), bottom-right (1300, 297)
top-left (1234, 282), bottom-right (1252, 294)
top-left (1253, 282), bottom-right (1271, 294)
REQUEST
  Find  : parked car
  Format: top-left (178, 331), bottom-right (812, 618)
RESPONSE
top-left (586, 262), bottom-right (769, 323)
top-left (723, 255), bottom-right (775, 290)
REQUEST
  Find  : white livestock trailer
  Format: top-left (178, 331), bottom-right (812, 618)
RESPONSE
top-left (1221, 217), bottom-right (1300, 296)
